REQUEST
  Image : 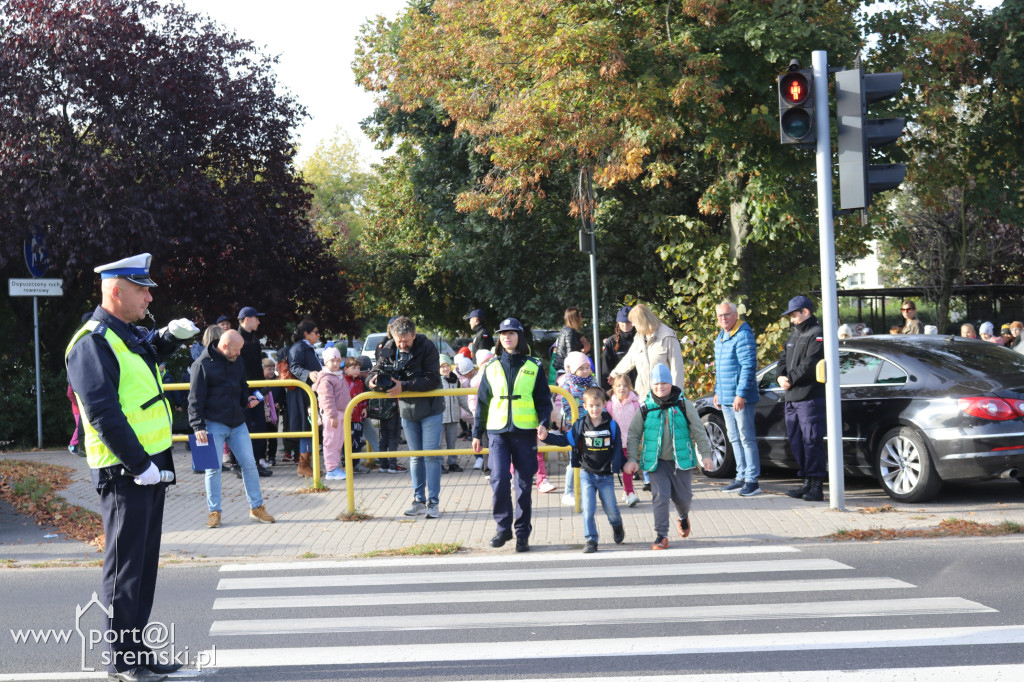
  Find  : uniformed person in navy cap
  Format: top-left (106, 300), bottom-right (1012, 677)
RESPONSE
top-left (66, 253), bottom-right (198, 681)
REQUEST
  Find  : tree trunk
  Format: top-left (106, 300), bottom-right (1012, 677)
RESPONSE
top-left (728, 171), bottom-right (753, 302)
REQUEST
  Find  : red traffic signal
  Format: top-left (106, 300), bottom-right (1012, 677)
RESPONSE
top-left (778, 67), bottom-right (815, 145)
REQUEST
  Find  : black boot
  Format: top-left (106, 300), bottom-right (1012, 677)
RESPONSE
top-left (786, 478), bottom-right (811, 498)
top-left (803, 477), bottom-right (824, 502)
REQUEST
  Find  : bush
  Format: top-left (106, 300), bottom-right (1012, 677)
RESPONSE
top-left (0, 355), bottom-right (74, 450)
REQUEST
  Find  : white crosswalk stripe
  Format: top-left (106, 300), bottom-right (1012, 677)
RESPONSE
top-left (199, 544), bottom-right (1018, 678)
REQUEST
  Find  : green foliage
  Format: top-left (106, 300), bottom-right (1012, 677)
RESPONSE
top-left (0, 353), bottom-right (75, 450)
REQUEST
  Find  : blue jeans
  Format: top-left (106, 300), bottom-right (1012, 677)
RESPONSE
top-left (722, 402), bottom-right (760, 481)
top-left (204, 420), bottom-right (263, 512)
top-left (402, 412), bottom-right (443, 505)
top-left (580, 470), bottom-right (622, 543)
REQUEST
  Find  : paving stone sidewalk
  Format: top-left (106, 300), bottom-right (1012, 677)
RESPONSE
top-left (3, 443), bottom-right (1023, 564)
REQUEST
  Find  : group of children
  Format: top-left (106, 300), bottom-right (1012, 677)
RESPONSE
top-left (548, 356), bottom-right (712, 553)
top-left (309, 337), bottom-right (712, 554)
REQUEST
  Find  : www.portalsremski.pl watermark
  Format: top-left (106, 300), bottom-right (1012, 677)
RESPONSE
top-left (8, 592), bottom-right (215, 672)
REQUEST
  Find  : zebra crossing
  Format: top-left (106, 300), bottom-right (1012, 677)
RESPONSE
top-left (200, 545), bottom-right (1024, 679)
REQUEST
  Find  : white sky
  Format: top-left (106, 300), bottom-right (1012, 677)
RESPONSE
top-left (168, 0), bottom-right (410, 166)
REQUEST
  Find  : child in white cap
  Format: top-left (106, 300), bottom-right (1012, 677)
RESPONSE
top-left (560, 350), bottom-right (594, 505)
top-left (313, 347), bottom-right (350, 480)
top-left (628, 363), bottom-right (712, 549)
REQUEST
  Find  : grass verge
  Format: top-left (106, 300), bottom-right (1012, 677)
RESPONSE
top-left (360, 542), bottom-right (463, 558)
top-left (0, 460), bottom-right (104, 550)
top-left (828, 517), bottom-right (1024, 541)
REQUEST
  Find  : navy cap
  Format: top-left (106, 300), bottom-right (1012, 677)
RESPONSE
top-left (465, 309), bottom-right (484, 320)
top-left (94, 253), bottom-right (157, 287)
top-left (238, 306), bottom-right (265, 319)
top-left (782, 295), bottom-right (815, 316)
top-left (497, 317), bottom-right (524, 333)
top-left (616, 305), bottom-right (632, 323)
top-left (216, 315), bottom-right (230, 324)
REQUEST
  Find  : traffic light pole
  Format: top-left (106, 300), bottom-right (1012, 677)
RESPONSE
top-left (812, 50), bottom-right (845, 511)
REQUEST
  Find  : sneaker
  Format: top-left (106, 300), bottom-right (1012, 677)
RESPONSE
top-left (381, 467), bottom-right (394, 474)
top-left (561, 493), bottom-right (575, 506)
top-left (404, 501), bottom-right (426, 516)
top-left (722, 479), bottom-right (745, 492)
top-left (739, 481), bottom-right (761, 497)
top-left (234, 465), bottom-right (243, 479)
top-left (538, 479), bottom-right (557, 493)
top-left (353, 464), bottom-right (370, 474)
top-left (325, 468), bottom-right (346, 480)
top-left (259, 458), bottom-right (270, 468)
top-left (281, 453), bottom-right (295, 463)
top-left (490, 530), bottom-right (513, 547)
top-left (441, 466), bottom-right (449, 475)
top-left (448, 463), bottom-right (463, 472)
top-left (425, 503), bottom-right (440, 519)
top-left (267, 456), bottom-right (277, 466)
top-left (625, 492), bottom-right (639, 507)
top-left (583, 540), bottom-right (598, 554)
top-left (393, 464), bottom-right (408, 473)
top-left (221, 463), bottom-right (232, 472)
top-left (249, 505), bottom-right (275, 524)
top-left (473, 456), bottom-right (483, 470)
top-left (676, 516), bottom-right (691, 539)
top-left (256, 465), bottom-right (273, 477)
top-left (651, 535), bottom-right (668, 550)
top-left (515, 536), bottom-right (530, 553)
top-left (641, 482), bottom-right (651, 492)
top-left (612, 524), bottom-right (625, 544)
top-left (206, 511), bottom-right (221, 528)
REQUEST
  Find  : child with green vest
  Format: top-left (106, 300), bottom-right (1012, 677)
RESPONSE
top-left (627, 363), bottom-right (713, 549)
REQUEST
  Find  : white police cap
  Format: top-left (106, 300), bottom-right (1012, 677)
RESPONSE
top-left (94, 253), bottom-right (157, 287)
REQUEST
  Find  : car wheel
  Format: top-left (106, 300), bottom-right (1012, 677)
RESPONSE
top-left (875, 426), bottom-right (942, 502)
top-left (700, 413), bottom-right (735, 478)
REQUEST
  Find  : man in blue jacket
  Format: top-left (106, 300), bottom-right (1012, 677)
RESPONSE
top-left (714, 301), bottom-right (761, 496)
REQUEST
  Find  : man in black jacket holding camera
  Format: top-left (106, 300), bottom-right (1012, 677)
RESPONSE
top-left (368, 317), bottom-right (444, 518)
top-left (776, 295), bottom-right (826, 502)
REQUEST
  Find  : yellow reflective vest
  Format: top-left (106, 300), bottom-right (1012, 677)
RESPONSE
top-left (65, 321), bottom-right (173, 469)
top-left (484, 356), bottom-right (541, 431)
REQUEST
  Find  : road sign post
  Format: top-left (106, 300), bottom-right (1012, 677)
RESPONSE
top-left (9, 278), bottom-right (63, 448)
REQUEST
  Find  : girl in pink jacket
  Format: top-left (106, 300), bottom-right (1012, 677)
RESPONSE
top-left (606, 374), bottom-right (641, 506)
top-left (313, 347), bottom-right (351, 480)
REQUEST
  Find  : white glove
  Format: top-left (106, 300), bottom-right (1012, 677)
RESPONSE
top-left (134, 462), bottom-right (161, 486)
top-left (167, 318), bottom-right (200, 339)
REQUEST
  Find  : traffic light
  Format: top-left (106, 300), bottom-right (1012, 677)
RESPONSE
top-left (778, 66), bottom-right (815, 145)
top-left (835, 68), bottom-right (907, 209)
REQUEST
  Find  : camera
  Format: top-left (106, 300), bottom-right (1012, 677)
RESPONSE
top-left (374, 351), bottom-right (412, 391)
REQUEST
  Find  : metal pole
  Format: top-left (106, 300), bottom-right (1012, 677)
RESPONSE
top-left (34, 295), bottom-right (43, 448)
top-left (813, 50), bottom-right (844, 510)
top-left (589, 232), bottom-right (601, 380)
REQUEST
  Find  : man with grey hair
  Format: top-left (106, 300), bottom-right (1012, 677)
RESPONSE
top-left (713, 301), bottom-right (761, 497)
top-left (368, 316), bottom-right (444, 518)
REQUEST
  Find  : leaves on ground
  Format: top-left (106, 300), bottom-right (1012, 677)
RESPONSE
top-left (0, 459), bottom-right (104, 551)
top-left (828, 518), bottom-right (1024, 541)
top-left (360, 542), bottom-right (463, 558)
top-left (858, 505), bottom-right (896, 514)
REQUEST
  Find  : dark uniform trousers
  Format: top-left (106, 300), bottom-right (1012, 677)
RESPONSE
top-left (97, 466), bottom-right (166, 672)
top-left (488, 431), bottom-right (539, 538)
top-left (784, 396), bottom-right (827, 479)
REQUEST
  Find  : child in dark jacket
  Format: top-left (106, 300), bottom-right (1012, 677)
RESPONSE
top-left (546, 386), bottom-right (637, 553)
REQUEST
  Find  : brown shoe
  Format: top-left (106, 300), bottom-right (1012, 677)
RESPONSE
top-left (297, 452), bottom-right (313, 478)
top-left (206, 511), bottom-right (221, 528)
top-left (651, 536), bottom-right (668, 550)
top-left (676, 516), bottom-right (691, 539)
top-left (249, 505), bottom-right (275, 524)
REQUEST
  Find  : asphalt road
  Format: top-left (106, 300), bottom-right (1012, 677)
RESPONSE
top-left (2, 536), bottom-right (1024, 681)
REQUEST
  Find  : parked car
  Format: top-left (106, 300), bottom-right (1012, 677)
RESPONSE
top-left (360, 333), bottom-right (388, 361)
top-left (695, 335), bottom-right (1024, 502)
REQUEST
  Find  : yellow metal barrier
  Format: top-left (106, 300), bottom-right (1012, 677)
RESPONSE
top-left (163, 379), bottom-right (324, 488)
top-left (342, 386), bottom-right (579, 515)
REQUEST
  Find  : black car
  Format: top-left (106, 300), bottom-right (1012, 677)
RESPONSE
top-left (696, 335), bottom-right (1024, 502)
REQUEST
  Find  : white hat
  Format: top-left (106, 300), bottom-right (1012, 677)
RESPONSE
top-left (94, 253), bottom-right (156, 287)
top-left (563, 351), bottom-right (589, 374)
top-left (321, 346), bottom-right (342, 361)
top-left (455, 356), bottom-right (475, 375)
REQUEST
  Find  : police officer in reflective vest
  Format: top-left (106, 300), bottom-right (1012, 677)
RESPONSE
top-left (66, 254), bottom-right (198, 682)
top-left (473, 318), bottom-right (551, 552)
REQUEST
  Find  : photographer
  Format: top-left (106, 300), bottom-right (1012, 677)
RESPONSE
top-left (368, 317), bottom-right (444, 518)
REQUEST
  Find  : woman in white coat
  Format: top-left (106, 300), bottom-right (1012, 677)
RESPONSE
top-left (608, 303), bottom-right (685, 400)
